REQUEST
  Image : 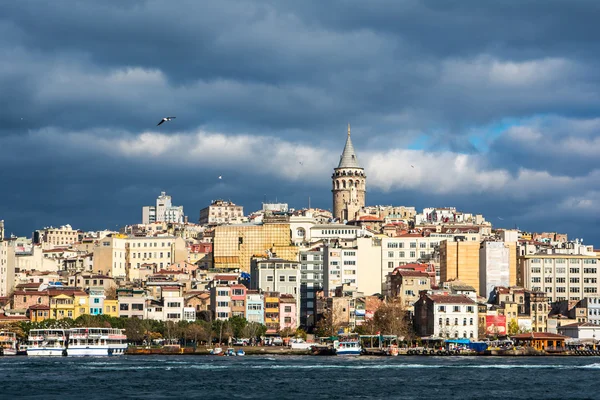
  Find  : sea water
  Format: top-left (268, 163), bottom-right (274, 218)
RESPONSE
top-left (1, 355), bottom-right (599, 399)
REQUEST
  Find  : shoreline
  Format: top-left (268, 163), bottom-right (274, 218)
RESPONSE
top-left (123, 346), bottom-right (600, 357)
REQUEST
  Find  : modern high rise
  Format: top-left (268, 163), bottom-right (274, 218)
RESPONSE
top-left (142, 192), bottom-right (184, 224)
top-left (332, 124), bottom-right (366, 222)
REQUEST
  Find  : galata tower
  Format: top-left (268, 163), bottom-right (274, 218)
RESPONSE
top-left (332, 124), bottom-right (366, 222)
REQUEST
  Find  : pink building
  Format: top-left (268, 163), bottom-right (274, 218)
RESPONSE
top-left (230, 284), bottom-right (246, 318)
top-left (279, 295), bottom-right (298, 332)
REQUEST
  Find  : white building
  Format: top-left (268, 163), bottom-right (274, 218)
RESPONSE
top-left (323, 245), bottom-right (358, 297)
top-left (250, 258), bottom-right (300, 297)
top-left (142, 192), bottom-right (185, 224)
top-left (587, 297), bottom-right (600, 326)
top-left (0, 221), bottom-right (15, 297)
top-left (199, 199), bottom-right (245, 226)
top-left (414, 293), bottom-right (479, 339)
top-left (557, 322), bottom-right (600, 341)
top-left (518, 251), bottom-right (600, 302)
top-left (309, 224), bottom-right (373, 245)
top-left (381, 232), bottom-right (480, 279)
top-left (479, 241), bottom-right (510, 299)
top-left (210, 285), bottom-right (231, 321)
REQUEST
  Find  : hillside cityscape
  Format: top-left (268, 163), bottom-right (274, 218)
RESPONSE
top-left (1, 128), bottom-right (598, 351)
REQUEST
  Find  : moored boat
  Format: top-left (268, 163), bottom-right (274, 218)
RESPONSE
top-left (335, 340), bottom-right (362, 356)
top-left (236, 349), bottom-right (246, 356)
top-left (209, 347), bottom-right (224, 355)
top-left (66, 327), bottom-right (127, 356)
top-left (27, 329), bottom-right (67, 356)
top-left (0, 331), bottom-right (18, 356)
top-left (226, 347), bottom-right (237, 356)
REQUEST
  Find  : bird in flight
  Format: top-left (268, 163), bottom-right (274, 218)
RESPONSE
top-left (218, 176), bottom-right (222, 180)
top-left (410, 165), bottom-right (414, 168)
top-left (299, 161), bottom-right (303, 165)
top-left (498, 217), bottom-right (504, 220)
top-left (157, 117), bottom-right (176, 126)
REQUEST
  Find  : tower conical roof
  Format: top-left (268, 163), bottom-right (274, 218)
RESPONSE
top-left (337, 124), bottom-right (362, 169)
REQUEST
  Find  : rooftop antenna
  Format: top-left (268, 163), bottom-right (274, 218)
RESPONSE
top-left (308, 196), bottom-right (311, 209)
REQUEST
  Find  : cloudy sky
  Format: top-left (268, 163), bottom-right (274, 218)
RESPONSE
top-left (1, 1), bottom-right (599, 244)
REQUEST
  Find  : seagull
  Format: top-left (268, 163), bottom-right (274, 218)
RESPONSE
top-left (498, 217), bottom-right (504, 220)
top-left (299, 161), bottom-right (303, 166)
top-left (157, 117), bottom-right (176, 126)
top-left (218, 176), bottom-right (222, 180)
top-left (411, 165), bottom-right (414, 168)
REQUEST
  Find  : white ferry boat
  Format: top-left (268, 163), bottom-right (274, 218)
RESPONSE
top-left (66, 328), bottom-right (127, 356)
top-left (333, 333), bottom-right (362, 355)
top-left (0, 331), bottom-right (18, 356)
top-left (27, 329), bottom-right (67, 356)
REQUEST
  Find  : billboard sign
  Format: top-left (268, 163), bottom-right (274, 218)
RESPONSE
top-left (486, 315), bottom-right (507, 336)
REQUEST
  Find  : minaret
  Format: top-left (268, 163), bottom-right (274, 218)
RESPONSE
top-left (332, 124), bottom-right (366, 222)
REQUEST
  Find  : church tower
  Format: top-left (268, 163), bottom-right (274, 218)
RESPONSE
top-left (332, 124), bottom-right (366, 222)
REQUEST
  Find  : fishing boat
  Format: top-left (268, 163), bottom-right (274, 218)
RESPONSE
top-left (66, 328), bottom-right (127, 356)
top-left (236, 349), bottom-right (246, 356)
top-left (27, 329), bottom-right (67, 356)
top-left (0, 331), bottom-right (18, 356)
top-left (209, 347), bottom-right (224, 355)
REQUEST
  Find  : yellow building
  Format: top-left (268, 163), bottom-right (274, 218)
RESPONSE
top-left (213, 223), bottom-right (298, 272)
top-left (103, 299), bottom-right (119, 317)
top-left (440, 240), bottom-right (480, 291)
top-left (49, 290), bottom-right (87, 320)
top-left (264, 293), bottom-right (280, 334)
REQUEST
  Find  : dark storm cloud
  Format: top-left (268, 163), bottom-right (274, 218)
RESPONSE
top-left (1, 0), bottom-right (600, 244)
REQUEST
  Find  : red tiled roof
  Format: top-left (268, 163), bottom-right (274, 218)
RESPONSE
top-left (427, 294), bottom-right (476, 305)
top-left (511, 332), bottom-right (569, 339)
top-left (161, 286), bottom-right (181, 291)
top-left (393, 270), bottom-right (430, 278)
top-left (28, 304), bottom-right (50, 310)
top-left (213, 275), bottom-right (238, 281)
top-left (358, 216), bottom-right (382, 221)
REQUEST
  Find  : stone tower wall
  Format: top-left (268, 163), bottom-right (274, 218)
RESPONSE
top-left (331, 168), bottom-right (366, 221)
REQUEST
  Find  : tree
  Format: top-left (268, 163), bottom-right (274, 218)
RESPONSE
top-left (294, 328), bottom-right (308, 340)
top-left (314, 309), bottom-right (342, 338)
top-left (367, 298), bottom-right (413, 340)
top-left (242, 322), bottom-right (267, 340)
top-left (228, 316), bottom-right (248, 338)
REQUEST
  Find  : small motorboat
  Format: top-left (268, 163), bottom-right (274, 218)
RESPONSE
top-left (236, 349), bottom-right (246, 356)
top-left (209, 347), bottom-right (224, 355)
top-left (226, 348), bottom-right (237, 356)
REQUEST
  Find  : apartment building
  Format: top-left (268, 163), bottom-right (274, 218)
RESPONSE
top-left (385, 269), bottom-right (431, 312)
top-left (142, 191), bottom-right (184, 224)
top-left (250, 257), bottom-right (300, 297)
top-left (279, 295), bottom-right (298, 331)
top-left (439, 239), bottom-right (481, 294)
top-left (93, 235), bottom-right (187, 279)
top-left (517, 252), bottom-right (600, 302)
top-left (323, 245), bottom-right (358, 297)
top-left (117, 288), bottom-right (146, 319)
top-left (246, 291), bottom-right (264, 324)
top-left (230, 284), bottom-right (247, 318)
top-left (479, 241), bottom-right (516, 299)
top-left (264, 292), bottom-right (280, 334)
top-left (199, 199), bottom-right (245, 226)
top-left (33, 224), bottom-right (81, 248)
top-left (210, 285), bottom-right (231, 321)
top-left (299, 247), bottom-right (324, 329)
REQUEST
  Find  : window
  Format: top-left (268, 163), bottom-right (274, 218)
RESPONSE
top-left (94, 298), bottom-right (100, 304)
top-left (217, 301), bottom-right (229, 307)
top-left (167, 313), bottom-right (181, 319)
top-left (167, 302), bottom-right (181, 308)
top-left (410, 242), bottom-right (417, 248)
top-left (388, 251), bottom-right (394, 258)
top-left (289, 276), bottom-right (297, 282)
top-left (463, 318), bottom-right (467, 326)
top-left (120, 304), bottom-right (129, 311)
top-left (410, 251), bottom-right (416, 258)
top-left (570, 268), bottom-right (580, 274)
top-left (532, 277), bottom-right (541, 283)
top-left (387, 242), bottom-right (398, 249)
top-left (469, 318), bottom-right (473, 325)
top-left (284, 317), bottom-right (292, 324)
top-left (420, 242), bottom-right (427, 248)
top-left (399, 252), bottom-right (405, 258)
top-left (438, 306), bottom-right (446, 312)
top-left (132, 304), bottom-right (144, 311)
top-left (556, 277), bottom-right (566, 283)
top-left (570, 277), bottom-right (580, 284)
top-left (267, 276), bottom-right (274, 282)
top-left (453, 306), bottom-right (460, 312)
top-left (279, 276), bottom-right (285, 282)
top-left (284, 306), bottom-right (292, 313)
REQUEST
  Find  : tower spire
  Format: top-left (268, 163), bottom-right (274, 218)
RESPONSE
top-left (348, 123), bottom-right (351, 136)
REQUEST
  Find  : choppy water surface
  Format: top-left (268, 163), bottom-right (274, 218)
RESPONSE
top-left (2, 355), bottom-right (599, 399)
